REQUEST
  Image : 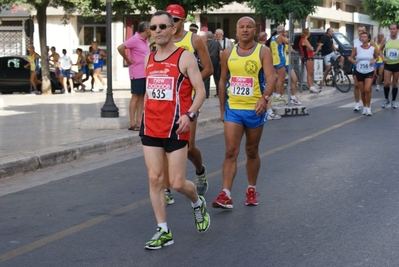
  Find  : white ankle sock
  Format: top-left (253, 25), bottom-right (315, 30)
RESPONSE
top-left (158, 223), bottom-right (168, 232)
top-left (191, 197), bottom-right (202, 208)
top-left (223, 189), bottom-right (231, 197)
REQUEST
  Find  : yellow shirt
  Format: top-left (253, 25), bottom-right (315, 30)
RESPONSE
top-left (384, 38), bottom-right (399, 65)
top-left (173, 31), bottom-right (195, 53)
top-left (174, 31), bottom-right (197, 96)
top-left (29, 53), bottom-right (37, 71)
top-left (226, 43), bottom-right (265, 110)
top-left (375, 42), bottom-right (382, 63)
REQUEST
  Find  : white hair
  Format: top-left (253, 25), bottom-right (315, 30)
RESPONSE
top-left (215, 29), bottom-right (224, 35)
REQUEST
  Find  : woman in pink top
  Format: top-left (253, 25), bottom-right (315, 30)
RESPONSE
top-left (117, 21), bottom-right (151, 130)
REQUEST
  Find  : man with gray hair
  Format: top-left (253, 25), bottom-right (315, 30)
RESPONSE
top-left (215, 28), bottom-right (233, 50)
top-left (117, 21), bottom-right (151, 131)
top-left (204, 31), bottom-right (222, 98)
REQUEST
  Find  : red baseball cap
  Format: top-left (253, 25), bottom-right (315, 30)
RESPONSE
top-left (166, 4), bottom-right (186, 19)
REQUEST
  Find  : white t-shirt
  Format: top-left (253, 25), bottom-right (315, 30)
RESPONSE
top-left (59, 55), bottom-right (72, 69)
top-left (219, 37), bottom-right (234, 50)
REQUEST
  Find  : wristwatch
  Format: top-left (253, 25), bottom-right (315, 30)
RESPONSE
top-left (185, 111), bottom-right (197, 122)
top-left (264, 95), bottom-right (270, 102)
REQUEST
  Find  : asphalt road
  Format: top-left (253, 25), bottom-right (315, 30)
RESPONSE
top-left (1, 93), bottom-right (399, 267)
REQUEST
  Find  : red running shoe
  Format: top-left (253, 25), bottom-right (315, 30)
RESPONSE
top-left (245, 188), bottom-right (259, 206)
top-left (212, 191), bottom-right (233, 209)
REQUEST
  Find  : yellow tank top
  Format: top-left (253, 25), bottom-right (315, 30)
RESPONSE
top-left (384, 38), bottom-right (399, 65)
top-left (375, 42), bottom-right (382, 63)
top-left (174, 31), bottom-right (197, 96)
top-left (173, 31), bottom-right (195, 53)
top-left (285, 44), bottom-right (289, 66)
top-left (226, 43), bottom-right (264, 110)
top-left (270, 36), bottom-right (284, 66)
top-left (29, 53), bottom-right (36, 71)
top-left (77, 55), bottom-right (82, 70)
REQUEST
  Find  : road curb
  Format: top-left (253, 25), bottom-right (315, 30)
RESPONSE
top-left (0, 118), bottom-right (220, 180)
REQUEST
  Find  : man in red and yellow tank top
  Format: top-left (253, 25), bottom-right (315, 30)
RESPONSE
top-left (162, 4), bottom-right (213, 202)
top-left (140, 11), bottom-right (210, 250)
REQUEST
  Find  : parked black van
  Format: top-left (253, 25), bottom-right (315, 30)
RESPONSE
top-left (293, 29), bottom-right (353, 73)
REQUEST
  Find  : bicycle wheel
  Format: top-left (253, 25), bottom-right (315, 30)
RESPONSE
top-left (334, 69), bottom-right (351, 93)
top-left (325, 72), bottom-right (334, 87)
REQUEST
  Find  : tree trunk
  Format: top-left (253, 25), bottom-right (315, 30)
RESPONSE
top-left (35, 2), bottom-right (52, 95)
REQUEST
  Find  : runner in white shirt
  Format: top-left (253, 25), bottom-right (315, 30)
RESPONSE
top-left (351, 25), bottom-right (366, 111)
top-left (59, 49), bottom-right (74, 94)
top-left (350, 31), bottom-right (378, 116)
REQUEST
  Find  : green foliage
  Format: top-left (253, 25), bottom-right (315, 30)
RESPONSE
top-left (63, 0), bottom-right (153, 21)
top-left (363, 0), bottom-right (399, 27)
top-left (247, 0), bottom-right (322, 25)
top-left (150, 0), bottom-right (246, 17)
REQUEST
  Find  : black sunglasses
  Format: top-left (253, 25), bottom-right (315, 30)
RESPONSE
top-left (173, 17), bottom-right (181, 23)
top-left (149, 24), bottom-right (172, 31)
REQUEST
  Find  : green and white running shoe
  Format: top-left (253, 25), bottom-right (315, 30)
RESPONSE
top-left (193, 196), bottom-right (210, 233)
top-left (144, 227), bottom-right (174, 250)
top-left (164, 189), bottom-right (175, 205)
top-left (195, 165), bottom-right (208, 196)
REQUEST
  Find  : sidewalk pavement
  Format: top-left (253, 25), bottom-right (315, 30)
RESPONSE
top-left (0, 86), bottom-right (338, 179)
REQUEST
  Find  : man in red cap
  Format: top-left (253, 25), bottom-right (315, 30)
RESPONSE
top-left (163, 4), bottom-right (213, 204)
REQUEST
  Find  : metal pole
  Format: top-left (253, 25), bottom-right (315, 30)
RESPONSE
top-left (287, 12), bottom-right (293, 105)
top-left (101, 0), bottom-right (119, 117)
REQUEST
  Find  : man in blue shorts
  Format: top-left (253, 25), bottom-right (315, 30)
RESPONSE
top-left (212, 16), bottom-right (275, 209)
top-left (59, 49), bottom-right (74, 94)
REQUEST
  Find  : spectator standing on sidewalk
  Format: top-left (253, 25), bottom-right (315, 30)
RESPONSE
top-left (24, 45), bottom-right (41, 94)
top-left (117, 21), bottom-right (151, 131)
top-left (257, 31), bottom-right (281, 120)
top-left (91, 41), bottom-right (107, 92)
top-left (204, 31), bottom-right (221, 99)
top-left (162, 4), bottom-right (213, 204)
top-left (215, 29), bottom-right (233, 51)
top-left (283, 31), bottom-right (302, 106)
top-left (269, 26), bottom-right (288, 103)
top-left (140, 11), bottom-right (210, 249)
top-left (298, 28), bottom-right (320, 93)
top-left (59, 49), bottom-right (74, 94)
top-left (212, 16), bottom-right (275, 209)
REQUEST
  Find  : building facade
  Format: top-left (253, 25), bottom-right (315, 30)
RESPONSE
top-left (0, 1), bottom-right (378, 89)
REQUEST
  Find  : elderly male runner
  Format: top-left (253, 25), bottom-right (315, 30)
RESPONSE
top-left (162, 4), bottom-right (213, 204)
top-left (212, 16), bottom-right (275, 208)
top-left (140, 10), bottom-right (210, 250)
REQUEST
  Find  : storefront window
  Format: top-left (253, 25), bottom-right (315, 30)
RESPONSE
top-left (78, 17), bottom-right (106, 46)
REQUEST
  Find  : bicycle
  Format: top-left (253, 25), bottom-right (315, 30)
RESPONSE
top-left (325, 56), bottom-right (352, 93)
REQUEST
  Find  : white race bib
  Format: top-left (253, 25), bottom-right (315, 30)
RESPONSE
top-left (356, 60), bottom-right (372, 74)
top-left (387, 49), bottom-right (399, 61)
top-left (230, 76), bottom-right (254, 96)
top-left (93, 54), bottom-right (99, 64)
top-left (146, 77), bottom-right (174, 101)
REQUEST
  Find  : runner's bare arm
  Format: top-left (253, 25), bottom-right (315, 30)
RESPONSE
top-left (218, 47), bottom-right (232, 120)
top-left (180, 50), bottom-right (206, 114)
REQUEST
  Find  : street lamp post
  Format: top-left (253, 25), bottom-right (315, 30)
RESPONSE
top-left (101, 0), bottom-right (119, 118)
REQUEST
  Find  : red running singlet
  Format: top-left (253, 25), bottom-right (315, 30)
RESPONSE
top-left (142, 47), bottom-right (193, 140)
